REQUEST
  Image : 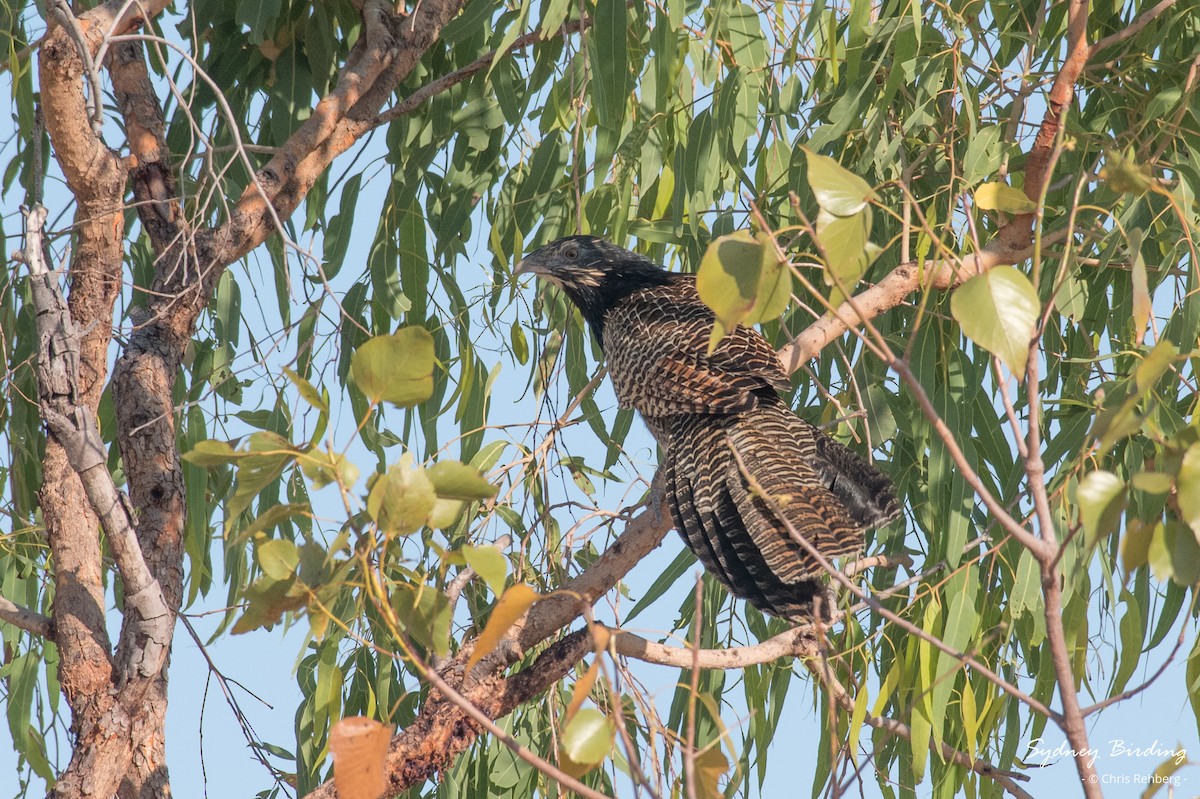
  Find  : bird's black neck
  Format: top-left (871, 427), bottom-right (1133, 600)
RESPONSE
top-left (570, 268), bottom-right (676, 348)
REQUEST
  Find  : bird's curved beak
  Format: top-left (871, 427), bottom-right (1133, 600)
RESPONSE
top-left (512, 254), bottom-right (549, 279)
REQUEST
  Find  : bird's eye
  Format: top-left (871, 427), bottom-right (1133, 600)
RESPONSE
top-left (563, 245), bottom-right (580, 260)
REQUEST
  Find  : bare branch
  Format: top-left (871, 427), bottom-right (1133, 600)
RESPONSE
top-left (22, 205), bottom-right (173, 682)
top-left (45, 0), bottom-right (105, 133)
top-left (1080, 621), bottom-right (1191, 716)
top-left (1092, 0), bottom-right (1179, 52)
top-left (0, 595), bottom-right (55, 639)
top-left (890, 357), bottom-right (1044, 554)
top-left (790, 622), bottom-right (1035, 798)
top-left (517, 491), bottom-right (673, 653)
top-left (777, 230), bottom-right (1066, 372)
top-left (371, 13), bottom-right (596, 129)
top-left (611, 623), bottom-right (819, 669)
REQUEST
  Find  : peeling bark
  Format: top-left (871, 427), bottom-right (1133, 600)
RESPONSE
top-left (36, 0), bottom-right (469, 796)
top-left (37, 7), bottom-right (126, 760)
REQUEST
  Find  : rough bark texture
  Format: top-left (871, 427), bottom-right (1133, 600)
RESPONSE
top-left (37, 7), bottom-right (126, 782)
top-left (305, 630), bottom-right (592, 799)
top-left (33, 1), bottom-right (466, 797)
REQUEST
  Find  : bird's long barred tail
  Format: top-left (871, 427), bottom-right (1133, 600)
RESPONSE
top-left (658, 399), bottom-right (900, 619)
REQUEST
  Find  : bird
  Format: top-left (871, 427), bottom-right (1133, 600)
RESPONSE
top-left (515, 235), bottom-right (900, 619)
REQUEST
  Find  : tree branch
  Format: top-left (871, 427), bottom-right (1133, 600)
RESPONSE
top-left (371, 13), bottom-right (596, 129)
top-left (210, 0), bottom-right (468, 270)
top-left (304, 629), bottom-right (594, 798)
top-left (0, 595), bottom-right (54, 639)
top-left (610, 623), bottom-right (818, 669)
top-left (21, 205), bottom-right (173, 683)
top-left (777, 229), bottom-right (1068, 372)
top-left (1092, 0), bottom-right (1179, 53)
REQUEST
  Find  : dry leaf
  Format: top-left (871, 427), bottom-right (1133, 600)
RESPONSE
top-left (330, 716), bottom-right (394, 799)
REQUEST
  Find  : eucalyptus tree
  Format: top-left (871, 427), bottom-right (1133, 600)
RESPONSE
top-left (1, 1), bottom-right (1197, 798)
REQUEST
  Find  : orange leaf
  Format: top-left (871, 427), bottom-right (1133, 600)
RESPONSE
top-left (330, 716), bottom-right (393, 799)
top-left (565, 660), bottom-right (601, 722)
top-left (466, 583), bottom-right (540, 671)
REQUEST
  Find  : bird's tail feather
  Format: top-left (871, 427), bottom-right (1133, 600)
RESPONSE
top-left (656, 400), bottom-right (899, 619)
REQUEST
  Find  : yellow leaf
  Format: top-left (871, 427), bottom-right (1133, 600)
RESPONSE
top-left (1130, 230), bottom-right (1150, 344)
top-left (694, 745), bottom-right (729, 799)
top-left (565, 660), bottom-right (601, 723)
top-left (466, 584), bottom-right (540, 670)
top-left (974, 181), bottom-right (1037, 213)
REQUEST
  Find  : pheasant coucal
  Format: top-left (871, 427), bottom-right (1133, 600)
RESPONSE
top-left (515, 235), bottom-right (900, 619)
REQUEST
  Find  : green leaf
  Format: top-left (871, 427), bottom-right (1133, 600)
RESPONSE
top-left (257, 538), bottom-right (300, 581)
top-left (559, 707), bottom-right (614, 766)
top-left (815, 207), bottom-right (878, 304)
top-left (227, 432), bottom-right (299, 522)
top-left (1178, 444), bottom-right (1200, 538)
top-left (284, 367), bottom-right (329, 413)
top-left (322, 173), bottom-right (362, 278)
top-left (804, 149), bottom-right (877, 215)
top-left (392, 582), bottom-right (452, 658)
top-left (299, 448), bottom-right (359, 490)
top-left (462, 544), bottom-right (508, 596)
top-left (1187, 634), bottom-right (1200, 743)
top-left (973, 181), bottom-right (1037, 213)
top-left (1171, 520), bottom-right (1200, 586)
top-left (1055, 261), bottom-right (1089, 320)
top-left (1135, 339), bottom-right (1178, 392)
top-left (1148, 522), bottom-right (1173, 582)
top-left (725, 3), bottom-right (767, 70)
top-left (428, 498), bottom-right (466, 530)
top-left (350, 327), bottom-right (436, 407)
top-left (236, 503), bottom-right (310, 544)
top-left (183, 439), bottom-right (238, 466)
top-left (5, 652), bottom-right (36, 751)
top-left (366, 457), bottom-right (438, 537)
top-left (960, 679), bottom-right (980, 759)
top-left (589, 0), bottom-right (628, 164)
top-left (625, 546), bottom-right (695, 622)
top-left (695, 230), bottom-right (791, 352)
top-left (510, 319), bottom-right (529, 365)
top-left (487, 1), bottom-right (531, 79)
top-left (950, 266), bottom-right (1040, 374)
top-left (427, 460), bottom-right (498, 500)
top-left (962, 124), bottom-right (1005, 184)
top-left (538, 0), bottom-right (571, 38)
top-left (236, 0), bottom-right (281, 44)
top-left (1130, 229), bottom-right (1150, 344)
top-left (232, 575), bottom-right (306, 634)
top-left (1111, 591), bottom-right (1143, 695)
top-left (1132, 471), bottom-right (1173, 494)
top-left (1100, 150), bottom-right (1153, 195)
top-left (1141, 752), bottom-right (1190, 799)
top-left (1121, 520), bottom-right (1155, 574)
top-left (1077, 470), bottom-right (1127, 546)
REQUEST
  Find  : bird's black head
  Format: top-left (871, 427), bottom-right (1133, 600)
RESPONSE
top-left (514, 235), bottom-right (674, 344)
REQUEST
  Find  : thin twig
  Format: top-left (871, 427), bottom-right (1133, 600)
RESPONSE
top-left (682, 575), bottom-right (702, 799)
